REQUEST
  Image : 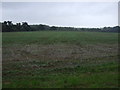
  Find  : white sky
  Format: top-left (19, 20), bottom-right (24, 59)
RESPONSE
top-left (1, 2), bottom-right (118, 28)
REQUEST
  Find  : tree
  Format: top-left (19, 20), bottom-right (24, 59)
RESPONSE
top-left (21, 22), bottom-right (32, 31)
top-left (50, 26), bottom-right (57, 30)
top-left (2, 21), bottom-right (14, 32)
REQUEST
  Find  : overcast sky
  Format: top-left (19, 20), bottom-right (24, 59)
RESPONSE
top-left (2, 2), bottom-right (118, 28)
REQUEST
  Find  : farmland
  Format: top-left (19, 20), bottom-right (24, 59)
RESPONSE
top-left (2, 31), bottom-right (119, 88)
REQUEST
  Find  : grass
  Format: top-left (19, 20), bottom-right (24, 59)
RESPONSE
top-left (2, 31), bottom-right (119, 88)
top-left (2, 72), bottom-right (118, 88)
top-left (2, 31), bottom-right (118, 45)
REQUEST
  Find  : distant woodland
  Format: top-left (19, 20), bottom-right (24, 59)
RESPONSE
top-left (1, 21), bottom-right (120, 32)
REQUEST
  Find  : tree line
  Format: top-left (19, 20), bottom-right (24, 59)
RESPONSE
top-left (1, 21), bottom-right (120, 33)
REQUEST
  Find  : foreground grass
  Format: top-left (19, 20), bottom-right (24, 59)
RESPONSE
top-left (3, 60), bottom-right (119, 88)
top-left (3, 72), bottom-right (118, 88)
top-left (2, 31), bottom-right (119, 88)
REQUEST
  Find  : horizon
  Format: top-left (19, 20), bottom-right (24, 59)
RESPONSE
top-left (1, 21), bottom-right (119, 29)
top-left (1, 21), bottom-right (119, 28)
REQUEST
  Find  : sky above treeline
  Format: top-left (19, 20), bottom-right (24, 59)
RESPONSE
top-left (1, 2), bottom-right (118, 28)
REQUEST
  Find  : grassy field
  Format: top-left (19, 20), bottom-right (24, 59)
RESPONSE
top-left (2, 31), bottom-right (119, 88)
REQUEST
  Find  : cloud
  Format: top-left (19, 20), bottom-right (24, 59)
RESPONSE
top-left (2, 2), bottom-right (118, 28)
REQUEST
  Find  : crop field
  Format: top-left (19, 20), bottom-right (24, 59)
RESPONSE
top-left (2, 31), bottom-right (119, 88)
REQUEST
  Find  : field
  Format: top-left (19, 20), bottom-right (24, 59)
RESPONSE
top-left (2, 31), bottom-right (119, 88)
